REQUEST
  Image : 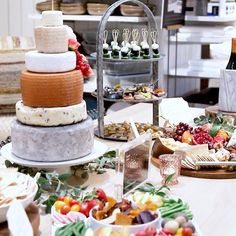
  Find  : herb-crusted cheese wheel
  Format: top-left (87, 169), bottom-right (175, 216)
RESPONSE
top-left (21, 70), bottom-right (83, 108)
top-left (16, 100), bottom-right (87, 126)
top-left (25, 51), bottom-right (76, 73)
top-left (11, 117), bottom-right (94, 162)
top-left (34, 26), bottom-right (68, 53)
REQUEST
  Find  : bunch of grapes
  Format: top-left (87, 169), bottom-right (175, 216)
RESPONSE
top-left (173, 122), bottom-right (193, 142)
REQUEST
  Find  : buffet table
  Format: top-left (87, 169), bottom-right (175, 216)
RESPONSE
top-left (1, 103), bottom-right (236, 236)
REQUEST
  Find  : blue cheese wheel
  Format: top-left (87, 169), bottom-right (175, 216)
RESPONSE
top-left (16, 100), bottom-right (87, 126)
top-left (11, 117), bottom-right (94, 162)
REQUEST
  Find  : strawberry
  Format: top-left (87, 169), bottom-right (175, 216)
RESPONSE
top-left (96, 188), bottom-right (107, 202)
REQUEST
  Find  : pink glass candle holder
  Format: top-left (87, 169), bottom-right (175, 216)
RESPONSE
top-left (159, 154), bottom-right (182, 185)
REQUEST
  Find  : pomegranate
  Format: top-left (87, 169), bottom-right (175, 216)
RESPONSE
top-left (192, 132), bottom-right (213, 145)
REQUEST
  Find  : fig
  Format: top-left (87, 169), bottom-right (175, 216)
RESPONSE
top-left (136, 211), bottom-right (155, 224)
top-left (182, 222), bottom-right (196, 233)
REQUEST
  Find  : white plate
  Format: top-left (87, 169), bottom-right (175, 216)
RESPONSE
top-left (1, 141), bottom-right (108, 168)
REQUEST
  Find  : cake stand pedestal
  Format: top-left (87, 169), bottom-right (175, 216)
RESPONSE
top-left (1, 140), bottom-right (108, 170)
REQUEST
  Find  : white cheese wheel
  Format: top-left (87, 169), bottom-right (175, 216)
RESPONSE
top-left (34, 26), bottom-right (68, 53)
top-left (16, 100), bottom-right (87, 127)
top-left (11, 117), bottom-right (94, 162)
top-left (42, 11), bottom-right (63, 27)
top-left (25, 51), bottom-right (76, 73)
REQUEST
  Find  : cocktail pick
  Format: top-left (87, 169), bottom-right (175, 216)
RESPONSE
top-left (150, 31), bottom-right (157, 44)
top-left (111, 29), bottom-right (120, 58)
top-left (141, 28), bottom-right (148, 46)
top-left (111, 29), bottom-right (119, 47)
top-left (150, 31), bottom-right (160, 58)
top-left (131, 29), bottom-right (140, 45)
top-left (103, 30), bottom-right (109, 58)
top-left (103, 30), bottom-right (108, 44)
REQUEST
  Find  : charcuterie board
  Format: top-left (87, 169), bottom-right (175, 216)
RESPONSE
top-left (151, 157), bottom-right (236, 179)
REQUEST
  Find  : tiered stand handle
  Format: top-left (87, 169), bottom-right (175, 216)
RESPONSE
top-left (96, 0), bottom-right (159, 138)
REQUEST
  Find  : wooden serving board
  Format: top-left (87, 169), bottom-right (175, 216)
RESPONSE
top-left (0, 204), bottom-right (40, 236)
top-left (151, 157), bottom-right (236, 179)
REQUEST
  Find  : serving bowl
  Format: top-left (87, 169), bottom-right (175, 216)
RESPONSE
top-left (87, 3), bottom-right (109, 15)
top-left (152, 137), bottom-right (174, 158)
top-left (120, 4), bottom-right (144, 16)
top-left (0, 171), bottom-right (38, 223)
top-left (89, 208), bottom-right (161, 234)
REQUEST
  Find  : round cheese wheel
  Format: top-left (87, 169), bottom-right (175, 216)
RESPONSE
top-left (11, 117), bottom-right (94, 162)
top-left (21, 70), bottom-right (84, 107)
top-left (34, 26), bottom-right (68, 53)
top-left (25, 51), bottom-right (76, 73)
top-left (42, 11), bottom-right (63, 27)
top-left (16, 100), bottom-right (87, 126)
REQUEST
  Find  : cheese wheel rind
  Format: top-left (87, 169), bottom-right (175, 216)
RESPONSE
top-left (21, 70), bottom-right (84, 108)
top-left (11, 117), bottom-right (94, 162)
top-left (16, 100), bottom-right (87, 126)
top-left (25, 51), bottom-right (76, 73)
top-left (42, 11), bottom-right (63, 27)
top-left (34, 26), bottom-right (68, 53)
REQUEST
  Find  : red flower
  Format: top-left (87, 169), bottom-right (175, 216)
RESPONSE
top-left (68, 38), bottom-right (80, 51)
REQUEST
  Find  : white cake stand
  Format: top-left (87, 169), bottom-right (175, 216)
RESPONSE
top-left (1, 140), bottom-right (108, 169)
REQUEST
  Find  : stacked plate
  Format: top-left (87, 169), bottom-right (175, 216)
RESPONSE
top-left (36, 0), bottom-right (60, 12)
top-left (60, 2), bottom-right (86, 15)
top-left (87, 3), bottom-right (109, 16)
top-left (120, 4), bottom-right (144, 16)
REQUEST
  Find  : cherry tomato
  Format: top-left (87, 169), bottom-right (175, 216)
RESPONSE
top-left (70, 204), bottom-right (80, 212)
top-left (64, 196), bottom-right (72, 206)
top-left (54, 201), bottom-right (66, 211)
top-left (87, 199), bottom-right (99, 210)
top-left (70, 199), bottom-right (80, 206)
top-left (60, 205), bottom-right (71, 215)
top-left (57, 196), bottom-right (65, 201)
top-left (96, 188), bottom-right (107, 202)
top-left (182, 227), bottom-right (193, 236)
top-left (79, 202), bottom-right (89, 217)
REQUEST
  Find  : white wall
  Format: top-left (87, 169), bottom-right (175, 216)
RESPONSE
top-left (0, 0), bottom-right (41, 37)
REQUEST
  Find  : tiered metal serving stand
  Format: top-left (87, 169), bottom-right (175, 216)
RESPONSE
top-left (95, 0), bottom-right (165, 138)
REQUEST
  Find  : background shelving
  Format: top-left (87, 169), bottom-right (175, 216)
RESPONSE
top-left (28, 14), bottom-right (158, 23)
top-left (185, 15), bottom-right (236, 23)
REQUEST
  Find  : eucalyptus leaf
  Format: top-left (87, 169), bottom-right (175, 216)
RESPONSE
top-left (156, 191), bottom-right (166, 197)
top-left (4, 160), bottom-right (13, 168)
top-left (58, 173), bottom-right (72, 182)
top-left (165, 173), bottom-right (175, 186)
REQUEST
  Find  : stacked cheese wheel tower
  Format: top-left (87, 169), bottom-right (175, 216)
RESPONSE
top-left (11, 11), bottom-right (94, 162)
